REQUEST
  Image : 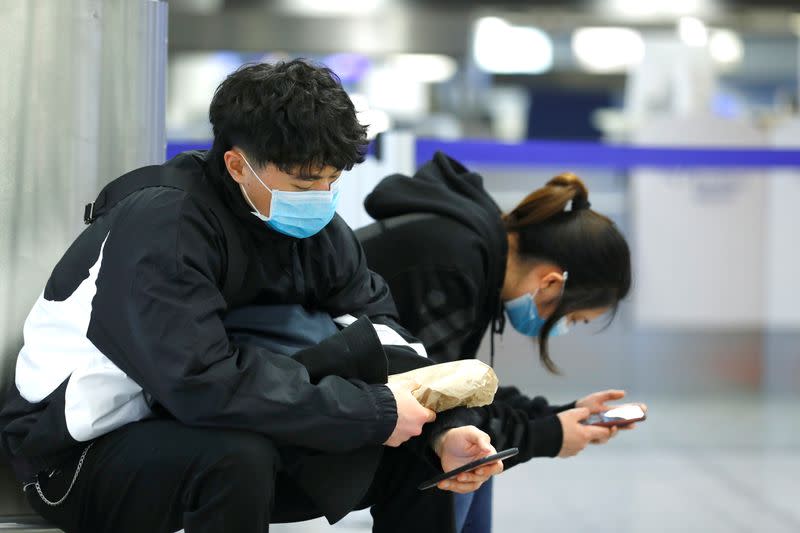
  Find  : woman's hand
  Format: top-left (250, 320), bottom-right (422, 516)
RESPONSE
top-left (576, 391), bottom-right (647, 434)
top-left (556, 407), bottom-right (612, 457)
top-left (576, 389), bottom-right (626, 413)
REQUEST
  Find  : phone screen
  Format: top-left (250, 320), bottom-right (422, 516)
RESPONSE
top-left (583, 404), bottom-right (646, 427)
top-left (417, 448), bottom-right (519, 491)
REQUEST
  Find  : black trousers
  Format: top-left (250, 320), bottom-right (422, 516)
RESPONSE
top-left (24, 419), bottom-right (455, 533)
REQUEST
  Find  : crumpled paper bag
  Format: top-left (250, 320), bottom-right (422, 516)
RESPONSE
top-left (388, 359), bottom-right (498, 412)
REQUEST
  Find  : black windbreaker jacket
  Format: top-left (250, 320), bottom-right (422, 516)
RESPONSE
top-left (0, 151), bottom-right (451, 523)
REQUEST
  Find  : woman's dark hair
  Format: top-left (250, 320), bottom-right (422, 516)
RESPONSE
top-left (503, 173), bottom-right (632, 373)
top-left (208, 59), bottom-right (368, 172)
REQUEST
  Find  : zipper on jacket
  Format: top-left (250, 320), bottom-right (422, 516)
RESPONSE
top-left (290, 241), bottom-right (305, 296)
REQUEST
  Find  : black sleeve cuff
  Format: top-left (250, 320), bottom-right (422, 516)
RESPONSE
top-left (369, 384), bottom-right (398, 445)
top-left (550, 401), bottom-right (577, 414)
top-left (402, 407), bottom-right (480, 473)
top-left (526, 415), bottom-right (563, 459)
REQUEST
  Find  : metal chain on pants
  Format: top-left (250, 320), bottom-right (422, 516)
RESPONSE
top-left (33, 442), bottom-right (94, 507)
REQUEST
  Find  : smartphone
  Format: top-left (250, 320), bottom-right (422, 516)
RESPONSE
top-left (417, 448), bottom-right (519, 491)
top-left (582, 403), bottom-right (647, 428)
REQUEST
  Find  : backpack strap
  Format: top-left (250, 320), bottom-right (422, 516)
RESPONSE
top-left (83, 154), bottom-right (247, 303)
top-left (354, 212), bottom-right (438, 245)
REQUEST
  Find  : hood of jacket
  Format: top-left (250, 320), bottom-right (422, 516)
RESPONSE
top-left (364, 151), bottom-right (509, 348)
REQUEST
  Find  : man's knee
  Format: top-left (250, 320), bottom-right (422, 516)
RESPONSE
top-left (204, 430), bottom-right (280, 482)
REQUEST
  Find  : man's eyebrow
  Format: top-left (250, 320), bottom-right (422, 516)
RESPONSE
top-left (295, 171), bottom-right (342, 181)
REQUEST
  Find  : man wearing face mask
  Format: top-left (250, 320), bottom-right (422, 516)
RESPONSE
top-left (358, 154), bottom-right (640, 532)
top-left (0, 61), bottom-right (503, 533)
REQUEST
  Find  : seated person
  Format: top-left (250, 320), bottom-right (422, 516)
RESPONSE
top-left (0, 61), bottom-right (500, 533)
top-left (358, 153), bottom-right (637, 531)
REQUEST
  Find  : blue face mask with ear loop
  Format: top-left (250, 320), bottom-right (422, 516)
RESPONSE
top-left (504, 272), bottom-right (571, 338)
top-left (238, 153), bottom-right (340, 239)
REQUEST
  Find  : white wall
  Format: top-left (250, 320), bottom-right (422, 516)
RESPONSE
top-left (764, 118), bottom-right (800, 328)
top-left (336, 131), bottom-right (416, 230)
top-left (631, 114), bottom-right (768, 328)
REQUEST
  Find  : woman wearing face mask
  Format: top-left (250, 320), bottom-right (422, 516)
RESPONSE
top-left (357, 152), bottom-right (635, 533)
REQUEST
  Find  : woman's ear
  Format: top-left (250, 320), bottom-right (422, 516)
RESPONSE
top-left (540, 270), bottom-right (566, 289)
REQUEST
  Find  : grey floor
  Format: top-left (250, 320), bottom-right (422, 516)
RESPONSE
top-left (272, 394), bottom-right (800, 533)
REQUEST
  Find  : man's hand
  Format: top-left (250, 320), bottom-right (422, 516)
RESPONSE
top-left (433, 426), bottom-right (503, 494)
top-left (556, 407), bottom-right (613, 458)
top-left (383, 380), bottom-right (436, 447)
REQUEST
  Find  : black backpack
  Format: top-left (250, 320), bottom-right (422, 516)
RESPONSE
top-left (83, 152), bottom-right (247, 304)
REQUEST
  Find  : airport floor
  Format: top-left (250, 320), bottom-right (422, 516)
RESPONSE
top-left (272, 393), bottom-right (800, 533)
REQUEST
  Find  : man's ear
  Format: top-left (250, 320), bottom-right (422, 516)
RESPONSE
top-left (224, 149), bottom-right (247, 184)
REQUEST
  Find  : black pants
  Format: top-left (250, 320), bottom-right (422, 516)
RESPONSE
top-left (24, 419), bottom-right (455, 533)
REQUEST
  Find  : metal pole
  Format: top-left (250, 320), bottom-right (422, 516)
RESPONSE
top-left (0, 0), bottom-right (167, 387)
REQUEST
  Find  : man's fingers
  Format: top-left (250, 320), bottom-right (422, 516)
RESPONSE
top-left (483, 460), bottom-right (504, 475)
top-left (473, 460), bottom-right (504, 480)
top-left (450, 459), bottom-right (505, 485)
top-left (424, 408), bottom-right (437, 423)
top-left (455, 471), bottom-right (488, 484)
top-left (388, 378), bottom-right (420, 392)
top-left (444, 464), bottom-right (502, 493)
top-left (476, 460), bottom-right (503, 476)
top-left (438, 480), bottom-right (487, 494)
top-left (603, 389), bottom-right (626, 400)
top-left (404, 379), bottom-right (421, 391)
top-left (478, 442), bottom-right (496, 456)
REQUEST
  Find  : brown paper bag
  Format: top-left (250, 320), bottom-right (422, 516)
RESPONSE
top-left (388, 359), bottom-right (499, 412)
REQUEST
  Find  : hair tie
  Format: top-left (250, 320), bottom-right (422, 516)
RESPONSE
top-left (571, 197), bottom-right (591, 211)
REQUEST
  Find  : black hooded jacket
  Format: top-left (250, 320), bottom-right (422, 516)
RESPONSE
top-left (359, 152), bottom-right (576, 463)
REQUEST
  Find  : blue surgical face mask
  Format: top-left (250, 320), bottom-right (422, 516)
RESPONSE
top-left (504, 274), bottom-right (570, 338)
top-left (239, 154), bottom-right (340, 239)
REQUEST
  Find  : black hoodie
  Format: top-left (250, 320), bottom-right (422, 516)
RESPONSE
top-left (358, 152), bottom-right (575, 463)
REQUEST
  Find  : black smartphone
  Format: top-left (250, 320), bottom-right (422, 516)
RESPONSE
top-left (581, 403), bottom-right (647, 428)
top-left (417, 448), bottom-right (519, 491)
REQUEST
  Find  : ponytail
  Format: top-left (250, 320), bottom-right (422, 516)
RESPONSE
top-left (502, 173), bottom-right (630, 374)
top-left (503, 173), bottom-right (591, 230)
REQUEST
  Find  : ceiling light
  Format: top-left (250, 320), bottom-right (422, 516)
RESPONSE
top-left (278, 0), bottom-right (385, 17)
top-left (608, 0), bottom-right (702, 19)
top-left (572, 27), bottom-right (645, 73)
top-left (709, 29), bottom-right (743, 65)
top-left (386, 54), bottom-right (458, 83)
top-left (473, 17), bottom-right (553, 74)
top-left (678, 17), bottom-right (709, 47)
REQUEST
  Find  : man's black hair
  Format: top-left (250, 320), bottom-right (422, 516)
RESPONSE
top-left (209, 59), bottom-right (368, 172)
